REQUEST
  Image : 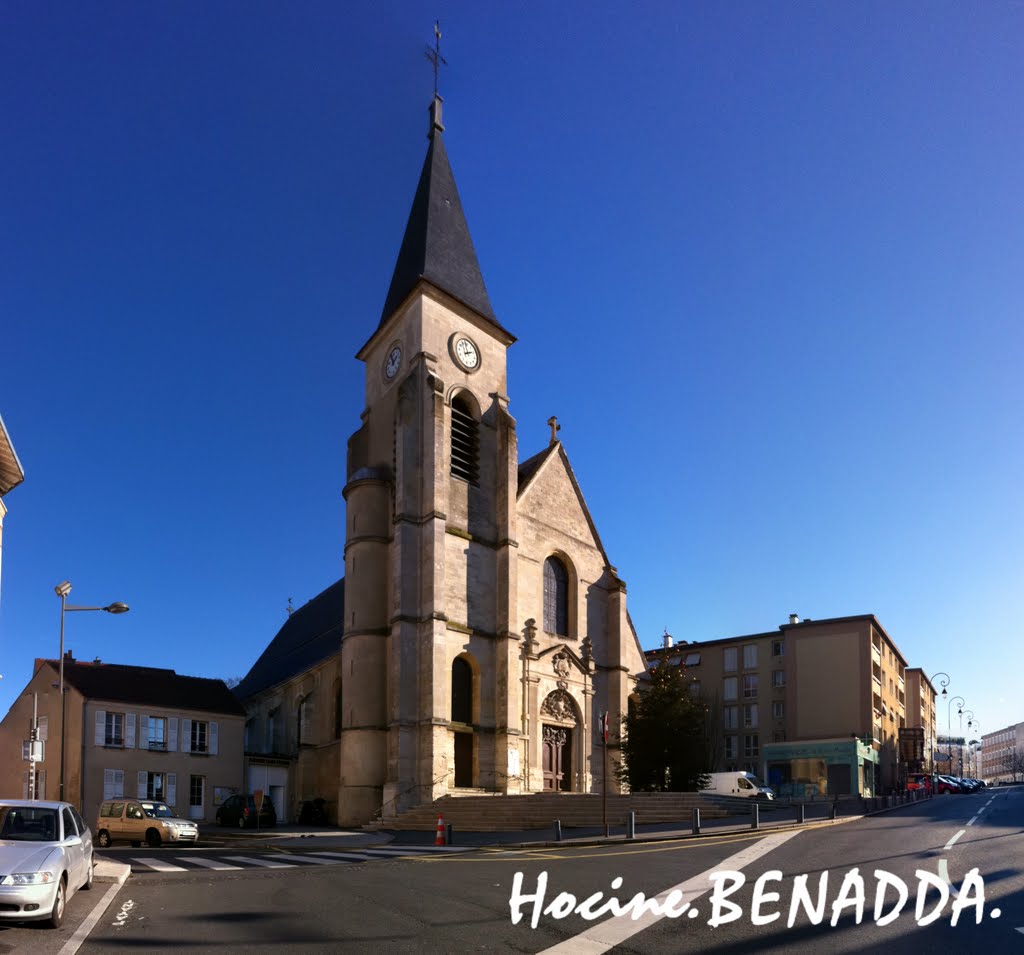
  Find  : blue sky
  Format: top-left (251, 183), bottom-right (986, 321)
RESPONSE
top-left (1, 2), bottom-right (1021, 741)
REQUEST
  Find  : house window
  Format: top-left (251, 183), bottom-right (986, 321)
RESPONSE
top-left (543, 557), bottom-right (569, 635)
top-left (148, 717), bottom-right (167, 750)
top-left (684, 652), bottom-right (701, 667)
top-left (191, 721), bottom-right (208, 754)
top-left (743, 645), bottom-right (758, 669)
top-left (772, 701), bottom-right (785, 719)
top-left (147, 772), bottom-right (165, 801)
top-left (724, 736), bottom-right (737, 760)
top-left (743, 704), bottom-right (759, 728)
top-left (103, 769), bottom-right (124, 799)
top-left (723, 677), bottom-right (738, 702)
top-left (105, 712), bottom-right (124, 747)
top-left (723, 648), bottom-right (738, 673)
top-left (744, 734), bottom-right (759, 759)
top-left (688, 680), bottom-right (702, 698)
top-left (450, 394), bottom-right (479, 483)
top-left (771, 670), bottom-right (786, 688)
top-left (743, 674), bottom-right (759, 699)
top-left (189, 775), bottom-right (204, 809)
top-left (451, 657), bottom-right (473, 725)
top-left (724, 706), bottom-right (738, 729)
top-left (772, 639), bottom-right (784, 657)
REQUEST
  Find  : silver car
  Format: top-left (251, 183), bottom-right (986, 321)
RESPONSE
top-left (0, 800), bottom-right (94, 928)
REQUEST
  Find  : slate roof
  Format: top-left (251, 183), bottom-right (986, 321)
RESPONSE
top-left (233, 578), bottom-right (345, 700)
top-left (0, 412), bottom-right (25, 496)
top-left (42, 660), bottom-right (245, 716)
top-left (378, 98), bottom-right (509, 336)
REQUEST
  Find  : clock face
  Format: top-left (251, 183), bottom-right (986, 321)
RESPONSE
top-left (384, 345), bottom-right (402, 379)
top-left (454, 337), bottom-right (479, 370)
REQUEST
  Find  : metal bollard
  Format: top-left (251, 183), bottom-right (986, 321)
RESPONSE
top-left (447, 823), bottom-right (454, 845)
top-left (692, 807), bottom-right (701, 835)
top-left (798, 803), bottom-right (806, 824)
top-left (626, 811), bottom-right (635, 840)
top-left (554, 819), bottom-right (562, 842)
top-left (751, 802), bottom-right (760, 830)
top-left (830, 801), bottom-right (838, 820)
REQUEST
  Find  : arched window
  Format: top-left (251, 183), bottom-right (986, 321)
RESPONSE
top-left (451, 657), bottom-right (473, 725)
top-left (543, 556), bottom-right (569, 635)
top-left (450, 394), bottom-right (479, 483)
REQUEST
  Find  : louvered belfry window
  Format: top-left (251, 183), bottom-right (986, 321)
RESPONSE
top-left (450, 395), bottom-right (479, 483)
top-left (544, 557), bottom-right (569, 635)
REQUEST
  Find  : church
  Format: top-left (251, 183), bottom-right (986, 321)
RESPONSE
top-left (236, 91), bottom-right (648, 827)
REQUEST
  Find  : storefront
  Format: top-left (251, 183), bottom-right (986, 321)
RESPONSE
top-left (763, 737), bottom-right (878, 798)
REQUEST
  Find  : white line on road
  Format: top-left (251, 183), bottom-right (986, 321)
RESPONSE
top-left (966, 815), bottom-right (979, 826)
top-left (351, 846), bottom-right (469, 856)
top-left (944, 829), bottom-right (965, 850)
top-left (309, 851), bottom-right (383, 861)
top-left (57, 882), bottom-right (125, 955)
top-left (133, 857), bottom-right (187, 872)
top-left (269, 853), bottom-right (342, 865)
top-left (937, 859), bottom-right (960, 898)
top-left (182, 857), bottom-right (244, 870)
top-left (536, 829), bottom-right (803, 955)
top-left (223, 855), bottom-right (296, 868)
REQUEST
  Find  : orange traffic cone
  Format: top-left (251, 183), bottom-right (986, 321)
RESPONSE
top-left (434, 814), bottom-right (446, 846)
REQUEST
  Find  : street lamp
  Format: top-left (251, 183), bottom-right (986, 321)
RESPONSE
top-left (55, 580), bottom-right (129, 802)
top-left (942, 696), bottom-right (966, 776)
top-left (925, 673), bottom-right (950, 785)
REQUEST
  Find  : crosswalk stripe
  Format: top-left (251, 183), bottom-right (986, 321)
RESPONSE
top-left (391, 844), bottom-right (471, 853)
top-left (182, 857), bottom-right (244, 870)
top-left (308, 851), bottom-right (381, 861)
top-left (133, 857), bottom-right (188, 872)
top-left (270, 853), bottom-right (342, 865)
top-left (223, 855), bottom-right (296, 868)
top-left (344, 847), bottom-right (466, 856)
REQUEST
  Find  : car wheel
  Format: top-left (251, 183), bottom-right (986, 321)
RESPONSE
top-left (238, 815), bottom-right (247, 830)
top-left (48, 877), bottom-right (67, 929)
top-left (82, 854), bottom-right (94, 890)
top-left (146, 828), bottom-right (162, 848)
top-left (97, 830), bottom-right (111, 848)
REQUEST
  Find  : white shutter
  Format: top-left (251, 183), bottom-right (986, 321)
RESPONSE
top-left (38, 716), bottom-right (48, 742)
top-left (209, 722), bottom-right (218, 755)
top-left (104, 769), bottom-right (116, 799)
top-left (182, 719), bottom-right (192, 753)
top-left (95, 710), bottom-right (106, 745)
top-left (137, 770), bottom-right (148, 798)
top-left (125, 713), bottom-right (136, 749)
top-left (166, 773), bottom-right (177, 808)
top-left (140, 714), bottom-right (148, 748)
top-left (168, 717), bottom-right (178, 752)
top-left (38, 769), bottom-right (46, 799)
top-left (113, 770), bottom-right (124, 797)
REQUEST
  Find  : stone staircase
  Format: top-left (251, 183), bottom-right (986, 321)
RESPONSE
top-left (367, 791), bottom-right (739, 832)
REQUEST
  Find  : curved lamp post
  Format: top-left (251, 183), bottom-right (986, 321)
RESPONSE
top-left (925, 673), bottom-right (950, 780)
top-left (55, 581), bottom-right (129, 802)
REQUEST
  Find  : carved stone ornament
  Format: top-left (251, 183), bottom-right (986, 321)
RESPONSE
top-left (540, 689), bottom-right (577, 724)
top-left (552, 651), bottom-right (571, 689)
top-left (543, 725), bottom-right (567, 746)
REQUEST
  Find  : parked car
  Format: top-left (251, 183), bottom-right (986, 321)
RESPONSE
top-left (701, 772), bottom-right (775, 800)
top-left (95, 799), bottom-right (199, 848)
top-left (936, 775), bottom-right (963, 794)
top-left (906, 773), bottom-right (933, 793)
top-left (216, 794), bottom-right (277, 829)
top-left (0, 800), bottom-right (93, 929)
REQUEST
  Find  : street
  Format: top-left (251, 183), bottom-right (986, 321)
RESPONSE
top-left (2, 787), bottom-right (1019, 953)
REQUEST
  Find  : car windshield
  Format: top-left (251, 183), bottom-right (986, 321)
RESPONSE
top-left (141, 802), bottom-right (175, 818)
top-left (0, 806), bottom-right (58, 842)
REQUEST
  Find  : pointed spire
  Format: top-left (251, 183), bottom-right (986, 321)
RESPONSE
top-left (377, 98), bottom-right (506, 332)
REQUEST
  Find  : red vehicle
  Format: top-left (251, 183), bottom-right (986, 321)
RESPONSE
top-left (906, 773), bottom-right (933, 793)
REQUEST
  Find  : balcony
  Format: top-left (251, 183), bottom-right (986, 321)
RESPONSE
top-left (871, 644), bottom-right (881, 666)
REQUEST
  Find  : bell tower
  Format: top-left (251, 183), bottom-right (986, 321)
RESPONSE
top-left (339, 89), bottom-right (520, 824)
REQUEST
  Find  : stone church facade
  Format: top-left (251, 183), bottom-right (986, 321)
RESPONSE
top-left (239, 94), bottom-right (646, 827)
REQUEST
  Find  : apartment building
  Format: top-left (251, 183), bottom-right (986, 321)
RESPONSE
top-left (981, 721), bottom-right (1024, 782)
top-left (647, 613), bottom-right (915, 797)
top-left (0, 654), bottom-right (245, 824)
top-left (904, 668), bottom-right (939, 772)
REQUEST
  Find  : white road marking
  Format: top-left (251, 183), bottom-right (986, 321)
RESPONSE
top-left (944, 829), bottom-right (965, 850)
top-left (223, 855), bottom-right (296, 868)
top-left (57, 883), bottom-right (124, 955)
top-left (536, 829), bottom-right (803, 954)
top-left (133, 857), bottom-right (187, 872)
top-left (182, 857), bottom-right (243, 870)
top-left (349, 846), bottom-right (469, 856)
top-left (266, 853), bottom-right (340, 865)
top-left (937, 859), bottom-right (960, 898)
top-left (309, 851), bottom-right (385, 861)
top-left (966, 814), bottom-right (979, 826)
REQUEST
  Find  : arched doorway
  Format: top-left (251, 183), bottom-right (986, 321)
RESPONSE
top-left (540, 690), bottom-right (578, 792)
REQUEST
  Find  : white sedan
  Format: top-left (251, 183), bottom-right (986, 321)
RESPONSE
top-left (0, 800), bottom-right (94, 928)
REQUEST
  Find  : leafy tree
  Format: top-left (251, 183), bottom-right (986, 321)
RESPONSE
top-left (619, 656), bottom-right (712, 792)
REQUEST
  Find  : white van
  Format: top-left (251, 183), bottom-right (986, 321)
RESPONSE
top-left (701, 771), bottom-right (775, 799)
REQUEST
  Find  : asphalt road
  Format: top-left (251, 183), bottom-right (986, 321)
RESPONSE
top-left (10, 786), bottom-right (1020, 954)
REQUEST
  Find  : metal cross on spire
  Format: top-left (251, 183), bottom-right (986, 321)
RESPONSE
top-left (425, 20), bottom-right (447, 96)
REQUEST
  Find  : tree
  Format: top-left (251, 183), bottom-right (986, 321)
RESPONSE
top-left (619, 657), bottom-right (712, 792)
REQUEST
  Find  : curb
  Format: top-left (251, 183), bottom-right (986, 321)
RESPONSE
top-left (94, 859), bottom-right (131, 885)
